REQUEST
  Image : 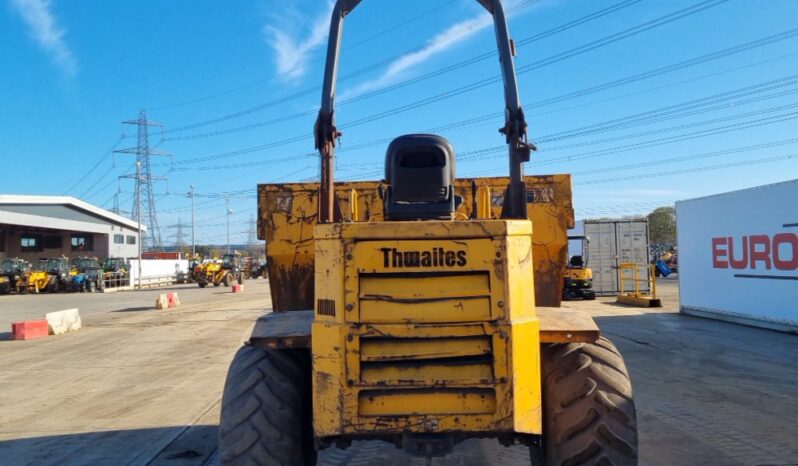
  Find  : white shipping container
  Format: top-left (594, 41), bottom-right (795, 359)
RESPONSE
top-left (580, 219), bottom-right (650, 296)
top-left (676, 179), bottom-right (798, 332)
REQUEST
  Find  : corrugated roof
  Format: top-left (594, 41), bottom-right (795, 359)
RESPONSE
top-left (0, 194), bottom-right (146, 231)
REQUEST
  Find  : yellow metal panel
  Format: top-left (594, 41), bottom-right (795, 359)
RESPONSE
top-left (504, 233), bottom-right (536, 320)
top-left (311, 321), bottom-right (348, 436)
top-left (358, 389), bottom-right (496, 416)
top-left (511, 317), bottom-right (542, 434)
top-left (360, 361), bottom-right (493, 384)
top-left (259, 175), bottom-right (572, 310)
top-left (310, 218), bottom-right (543, 436)
top-left (359, 297), bottom-right (491, 323)
top-left (359, 273), bottom-right (489, 300)
top-left (360, 336), bottom-right (491, 362)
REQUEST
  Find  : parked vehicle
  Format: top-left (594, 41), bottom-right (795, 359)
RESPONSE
top-left (0, 258), bottom-right (30, 294)
top-left (17, 259), bottom-right (52, 294)
top-left (195, 254), bottom-right (244, 288)
top-left (103, 257), bottom-right (129, 287)
top-left (69, 257), bottom-right (104, 292)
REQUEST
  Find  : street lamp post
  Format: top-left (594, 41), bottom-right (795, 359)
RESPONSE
top-left (226, 196), bottom-right (232, 254)
top-left (188, 185), bottom-right (195, 257)
top-left (136, 161), bottom-right (142, 290)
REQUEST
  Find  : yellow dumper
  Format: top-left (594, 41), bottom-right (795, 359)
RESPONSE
top-left (218, 1), bottom-right (638, 464)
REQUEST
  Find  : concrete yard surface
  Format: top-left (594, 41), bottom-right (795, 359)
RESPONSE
top-left (1, 278), bottom-right (797, 465)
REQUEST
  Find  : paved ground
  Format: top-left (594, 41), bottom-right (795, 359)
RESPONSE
top-left (1, 277), bottom-right (796, 465)
top-left (0, 278), bottom-right (271, 331)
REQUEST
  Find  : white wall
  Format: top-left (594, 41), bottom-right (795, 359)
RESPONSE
top-left (677, 180), bottom-right (798, 331)
top-left (129, 259), bottom-right (188, 281)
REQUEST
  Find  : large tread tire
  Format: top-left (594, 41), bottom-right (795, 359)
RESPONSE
top-left (539, 336), bottom-right (638, 466)
top-left (222, 273), bottom-right (231, 287)
top-left (219, 345), bottom-right (315, 466)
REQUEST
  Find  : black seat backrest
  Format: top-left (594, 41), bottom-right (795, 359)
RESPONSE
top-left (569, 255), bottom-right (584, 268)
top-left (384, 134), bottom-right (457, 221)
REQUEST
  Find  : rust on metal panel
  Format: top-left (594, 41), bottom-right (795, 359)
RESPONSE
top-left (257, 175), bottom-right (573, 312)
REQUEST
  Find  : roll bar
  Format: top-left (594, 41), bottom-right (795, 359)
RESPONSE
top-left (314, 0), bottom-right (533, 222)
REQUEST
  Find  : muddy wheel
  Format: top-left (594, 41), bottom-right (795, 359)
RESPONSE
top-left (537, 336), bottom-right (638, 466)
top-left (222, 273), bottom-right (231, 287)
top-left (237, 274), bottom-right (244, 285)
top-left (219, 345), bottom-right (315, 466)
top-left (87, 280), bottom-right (96, 293)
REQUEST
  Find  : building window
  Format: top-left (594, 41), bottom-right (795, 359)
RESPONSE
top-left (114, 234), bottom-right (125, 244)
top-left (43, 235), bottom-right (62, 249)
top-left (21, 235), bottom-right (42, 252)
top-left (71, 234), bottom-right (93, 252)
top-left (126, 235), bottom-right (136, 245)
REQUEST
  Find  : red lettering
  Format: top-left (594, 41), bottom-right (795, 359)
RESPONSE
top-left (773, 233), bottom-right (798, 270)
top-left (749, 235), bottom-right (772, 270)
top-left (712, 237), bottom-right (728, 268)
top-left (727, 236), bottom-right (748, 269)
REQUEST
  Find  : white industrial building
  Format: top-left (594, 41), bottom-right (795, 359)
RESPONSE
top-left (0, 195), bottom-right (145, 262)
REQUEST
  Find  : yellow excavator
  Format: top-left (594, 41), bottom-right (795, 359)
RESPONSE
top-left (218, 1), bottom-right (637, 465)
top-left (562, 235), bottom-right (596, 300)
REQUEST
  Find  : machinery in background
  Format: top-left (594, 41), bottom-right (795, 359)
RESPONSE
top-left (562, 235), bottom-right (596, 301)
top-left (69, 257), bottom-right (105, 292)
top-left (17, 259), bottom-right (56, 293)
top-left (195, 253), bottom-right (244, 288)
top-left (0, 258), bottom-right (30, 294)
top-left (103, 257), bottom-right (130, 288)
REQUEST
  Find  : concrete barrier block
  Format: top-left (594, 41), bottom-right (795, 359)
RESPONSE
top-left (12, 320), bottom-right (49, 340)
top-left (231, 284), bottom-right (244, 293)
top-left (45, 308), bottom-right (82, 335)
top-left (166, 292), bottom-right (180, 308)
top-left (155, 294), bottom-right (169, 310)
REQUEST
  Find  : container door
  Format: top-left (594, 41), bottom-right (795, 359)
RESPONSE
top-left (585, 221), bottom-right (619, 295)
top-left (616, 221), bottom-right (651, 293)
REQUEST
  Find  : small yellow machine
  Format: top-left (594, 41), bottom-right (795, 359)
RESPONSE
top-left (562, 235), bottom-right (596, 301)
top-left (17, 260), bottom-right (52, 294)
top-left (195, 254), bottom-right (243, 288)
top-left (219, 1), bottom-right (637, 464)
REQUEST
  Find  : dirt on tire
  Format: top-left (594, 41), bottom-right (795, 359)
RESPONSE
top-left (539, 336), bottom-right (638, 466)
top-left (219, 345), bottom-right (315, 466)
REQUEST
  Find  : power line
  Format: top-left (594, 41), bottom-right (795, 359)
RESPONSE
top-left (576, 153), bottom-right (798, 185)
top-left (63, 137), bottom-right (123, 194)
top-left (159, 14), bottom-right (794, 171)
top-left (147, 0), bottom-right (461, 111)
top-left (159, 0), bottom-right (649, 138)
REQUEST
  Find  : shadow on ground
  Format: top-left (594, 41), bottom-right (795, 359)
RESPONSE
top-left (0, 426), bottom-right (217, 466)
top-left (0, 428), bottom-right (532, 466)
top-left (112, 306), bottom-right (153, 313)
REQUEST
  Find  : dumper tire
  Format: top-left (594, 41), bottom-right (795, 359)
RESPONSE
top-left (237, 274), bottom-right (244, 285)
top-left (538, 336), bottom-right (638, 466)
top-left (219, 345), bottom-right (315, 466)
top-left (222, 273), bottom-right (231, 287)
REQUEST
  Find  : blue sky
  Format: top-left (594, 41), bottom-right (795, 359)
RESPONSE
top-left (2, 0), bottom-right (797, 245)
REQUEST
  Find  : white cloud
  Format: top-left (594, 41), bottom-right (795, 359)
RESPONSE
top-left (9, 0), bottom-right (78, 77)
top-left (340, 13), bottom-right (492, 101)
top-left (264, 1), bottom-right (334, 81)
top-left (339, 0), bottom-right (537, 102)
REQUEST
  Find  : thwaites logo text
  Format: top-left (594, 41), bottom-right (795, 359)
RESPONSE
top-left (712, 231), bottom-right (797, 271)
top-left (380, 247), bottom-right (467, 268)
